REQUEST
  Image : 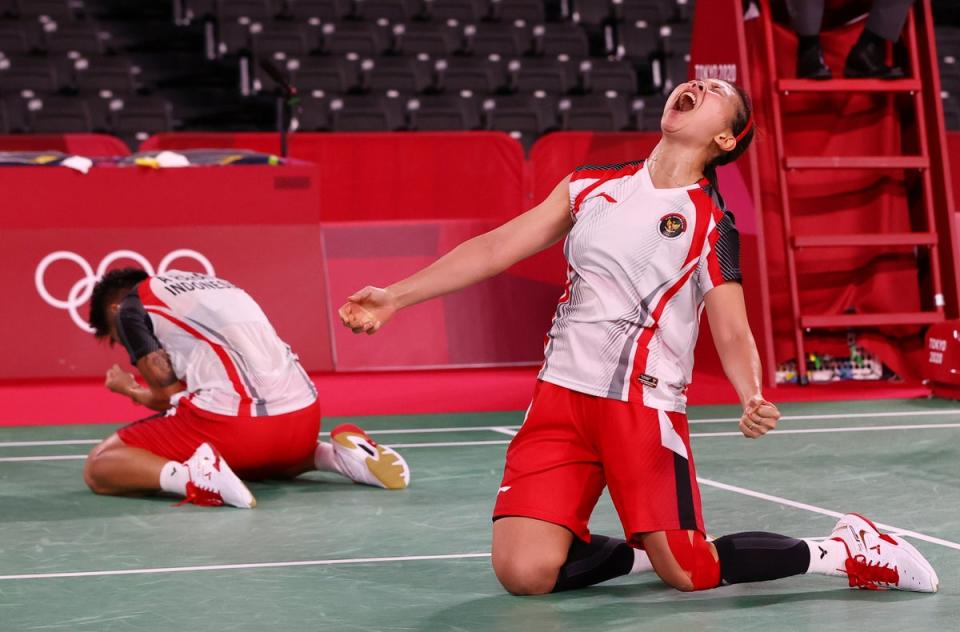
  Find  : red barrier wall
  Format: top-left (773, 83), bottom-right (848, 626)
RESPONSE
top-left (0, 164), bottom-right (331, 379)
top-left (141, 132), bottom-right (527, 221)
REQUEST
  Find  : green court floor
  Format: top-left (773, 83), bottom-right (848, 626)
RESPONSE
top-left (0, 398), bottom-right (958, 631)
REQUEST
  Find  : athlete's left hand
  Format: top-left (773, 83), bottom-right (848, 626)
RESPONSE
top-left (739, 394), bottom-right (780, 439)
top-left (105, 364), bottom-right (138, 395)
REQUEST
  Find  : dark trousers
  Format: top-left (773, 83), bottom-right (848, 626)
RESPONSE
top-left (786, 0), bottom-right (914, 40)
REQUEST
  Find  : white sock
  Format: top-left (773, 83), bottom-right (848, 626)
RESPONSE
top-left (804, 539), bottom-right (848, 576)
top-left (630, 548), bottom-right (654, 575)
top-left (159, 460), bottom-right (189, 496)
top-left (313, 442), bottom-right (342, 473)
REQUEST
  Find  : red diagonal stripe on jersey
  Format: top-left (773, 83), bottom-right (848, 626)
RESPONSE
top-left (544, 265), bottom-right (575, 350)
top-left (144, 308), bottom-right (252, 415)
top-left (138, 279), bottom-right (170, 309)
top-left (626, 188), bottom-right (713, 400)
top-left (705, 227), bottom-right (724, 288)
top-left (571, 163), bottom-right (643, 216)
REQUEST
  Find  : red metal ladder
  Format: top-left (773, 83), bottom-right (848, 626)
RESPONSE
top-left (757, 0), bottom-right (952, 383)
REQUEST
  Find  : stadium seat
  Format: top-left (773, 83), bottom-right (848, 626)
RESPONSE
top-left (278, 56), bottom-right (360, 93)
top-left (295, 91), bottom-right (330, 130)
top-left (14, 0), bottom-right (81, 20)
top-left (251, 22), bottom-right (322, 58)
top-left (483, 93), bottom-right (558, 148)
top-left (579, 58), bottom-right (638, 95)
top-left (355, 0), bottom-right (424, 22)
top-left (569, 0), bottom-right (615, 57)
top-left (612, 0), bottom-right (667, 26)
top-left (0, 21), bottom-right (43, 54)
top-left (364, 56), bottom-right (433, 94)
top-left (661, 22), bottom-right (691, 57)
top-left (489, 0), bottom-right (544, 23)
top-left (27, 95), bottom-right (95, 132)
top-left (465, 22), bottom-right (531, 57)
top-left (422, 0), bottom-right (488, 23)
top-left (215, 0), bottom-right (278, 22)
top-left (391, 22), bottom-right (461, 57)
top-left (559, 93), bottom-right (630, 131)
top-left (407, 92), bottom-right (482, 130)
top-left (532, 23), bottom-right (589, 58)
top-left (616, 19), bottom-right (660, 63)
top-left (329, 93), bottom-right (407, 130)
top-left (509, 57), bottom-right (575, 94)
top-left (72, 56), bottom-right (139, 95)
top-left (0, 96), bottom-right (29, 131)
top-left (283, 0), bottom-right (355, 21)
top-left (44, 22), bottom-right (113, 55)
top-left (436, 56), bottom-right (507, 93)
top-left (0, 55), bottom-right (69, 93)
top-left (109, 95), bottom-right (174, 146)
top-left (218, 21), bottom-right (253, 55)
top-left (320, 21), bottom-right (392, 55)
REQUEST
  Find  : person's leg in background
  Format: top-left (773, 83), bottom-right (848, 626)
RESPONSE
top-left (845, 0), bottom-right (915, 78)
top-left (786, 0), bottom-right (832, 79)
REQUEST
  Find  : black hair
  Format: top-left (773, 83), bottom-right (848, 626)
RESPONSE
top-left (88, 267), bottom-right (149, 338)
top-left (703, 82), bottom-right (754, 190)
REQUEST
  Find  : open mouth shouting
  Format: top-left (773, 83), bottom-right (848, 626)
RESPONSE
top-left (673, 86), bottom-right (699, 113)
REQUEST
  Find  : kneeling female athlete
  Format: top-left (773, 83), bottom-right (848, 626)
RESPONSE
top-left (339, 79), bottom-right (937, 595)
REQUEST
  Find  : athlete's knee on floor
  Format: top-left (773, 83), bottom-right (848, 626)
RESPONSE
top-left (83, 447), bottom-right (109, 494)
top-left (492, 553), bottom-right (562, 596)
top-left (642, 530), bottom-right (721, 592)
top-left (82, 435), bottom-right (122, 495)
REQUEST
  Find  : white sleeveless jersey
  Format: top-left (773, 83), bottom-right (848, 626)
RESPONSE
top-left (136, 270), bottom-right (317, 417)
top-left (538, 161), bottom-right (742, 412)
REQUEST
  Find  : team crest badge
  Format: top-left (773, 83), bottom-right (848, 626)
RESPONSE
top-left (659, 213), bottom-right (687, 239)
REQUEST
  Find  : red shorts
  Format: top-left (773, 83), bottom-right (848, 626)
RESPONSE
top-left (117, 399), bottom-right (321, 480)
top-left (493, 380), bottom-right (704, 543)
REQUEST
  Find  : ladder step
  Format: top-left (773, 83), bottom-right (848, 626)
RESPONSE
top-left (785, 156), bottom-right (929, 169)
top-left (777, 78), bottom-right (922, 93)
top-left (793, 233), bottom-right (939, 248)
top-left (801, 312), bottom-right (943, 328)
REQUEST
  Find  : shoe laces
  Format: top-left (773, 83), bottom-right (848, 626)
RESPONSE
top-left (845, 553), bottom-right (898, 590)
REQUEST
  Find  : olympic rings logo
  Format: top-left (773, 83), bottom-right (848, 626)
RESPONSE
top-left (35, 249), bottom-right (216, 333)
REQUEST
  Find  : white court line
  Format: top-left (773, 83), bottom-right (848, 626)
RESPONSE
top-left (3, 408), bottom-right (959, 448)
top-left (490, 427), bottom-right (520, 437)
top-left (690, 409), bottom-right (960, 425)
top-left (0, 552), bottom-right (492, 582)
top-left (0, 428), bottom-right (525, 449)
top-left (699, 478), bottom-right (960, 552)
top-left (0, 455), bottom-right (87, 462)
top-left (690, 423), bottom-right (960, 438)
top-left (4, 422), bottom-right (960, 463)
top-left (392, 440), bottom-right (511, 449)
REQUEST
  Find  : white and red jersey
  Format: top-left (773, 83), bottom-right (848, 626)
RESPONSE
top-left (117, 270), bottom-right (317, 417)
top-left (538, 161), bottom-right (742, 412)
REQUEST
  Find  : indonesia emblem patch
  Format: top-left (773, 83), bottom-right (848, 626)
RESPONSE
top-left (658, 213), bottom-right (687, 239)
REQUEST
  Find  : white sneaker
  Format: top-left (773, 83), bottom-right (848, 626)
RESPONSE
top-left (330, 424), bottom-right (410, 490)
top-left (179, 443), bottom-right (256, 509)
top-left (829, 513), bottom-right (938, 592)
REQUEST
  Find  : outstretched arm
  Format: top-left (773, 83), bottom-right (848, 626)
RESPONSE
top-left (105, 350), bottom-right (185, 411)
top-left (340, 176), bottom-right (573, 334)
top-left (703, 283), bottom-right (780, 439)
